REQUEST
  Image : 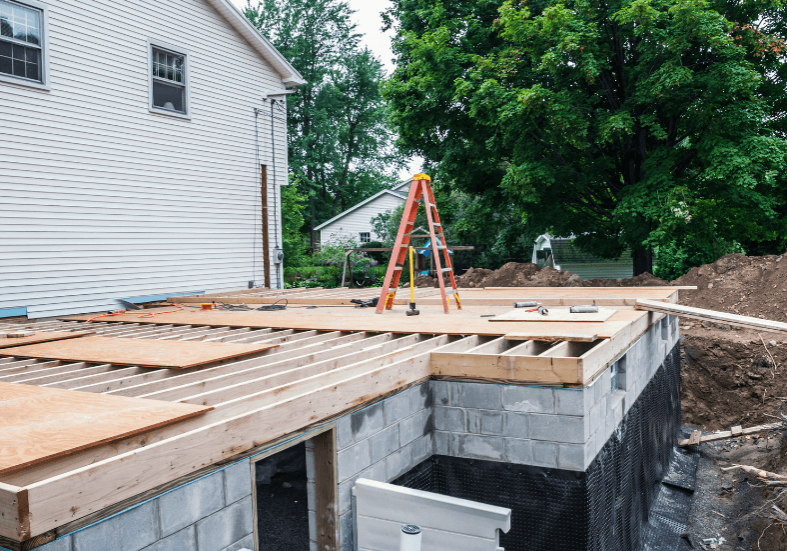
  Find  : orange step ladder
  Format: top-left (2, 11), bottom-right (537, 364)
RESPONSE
top-left (376, 174), bottom-right (461, 314)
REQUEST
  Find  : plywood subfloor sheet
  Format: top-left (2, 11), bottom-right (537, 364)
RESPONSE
top-left (0, 336), bottom-right (278, 369)
top-left (0, 382), bottom-right (211, 475)
top-left (0, 331), bottom-right (94, 349)
top-left (65, 306), bottom-right (649, 338)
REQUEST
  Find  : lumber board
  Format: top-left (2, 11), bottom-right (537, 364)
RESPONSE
top-left (63, 307), bottom-right (651, 339)
top-left (678, 423), bottom-right (782, 447)
top-left (504, 332), bottom-right (598, 342)
top-left (0, 382), bottom-right (211, 477)
top-left (314, 430), bottom-right (338, 551)
top-left (0, 336), bottom-right (278, 369)
top-left (489, 308), bottom-right (616, 323)
top-left (19, 338), bottom-right (479, 539)
top-left (0, 482), bottom-right (27, 541)
top-left (0, 331), bottom-right (93, 349)
top-left (430, 350), bottom-right (583, 384)
top-left (636, 299), bottom-right (787, 335)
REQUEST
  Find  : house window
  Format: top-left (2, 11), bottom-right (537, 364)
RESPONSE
top-left (359, 232), bottom-right (371, 244)
top-left (0, 0), bottom-right (43, 83)
top-left (150, 44), bottom-right (187, 115)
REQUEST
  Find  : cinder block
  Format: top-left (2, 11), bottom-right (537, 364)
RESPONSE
top-left (531, 440), bottom-right (558, 469)
top-left (604, 410), bottom-right (616, 440)
top-left (530, 414), bottom-right (588, 444)
top-left (433, 430), bottom-right (455, 456)
top-left (383, 390), bottom-right (412, 425)
top-left (411, 383), bottom-right (431, 411)
top-left (339, 511), bottom-right (354, 551)
top-left (400, 408), bottom-right (431, 445)
top-left (411, 433), bottom-right (433, 465)
top-left (467, 409), bottom-right (505, 436)
top-left (141, 526), bottom-right (196, 551)
top-left (557, 443), bottom-right (585, 471)
top-left (350, 402), bottom-right (385, 441)
top-left (336, 416), bottom-right (354, 451)
top-left (455, 382), bottom-right (503, 410)
top-left (505, 438), bottom-right (533, 464)
top-left (457, 434), bottom-right (505, 461)
top-left (338, 478), bottom-right (359, 516)
top-left (337, 438), bottom-right (371, 483)
top-left (195, 495), bottom-right (252, 551)
top-left (224, 460), bottom-right (252, 505)
top-left (38, 536), bottom-right (72, 551)
top-left (612, 400), bottom-right (623, 426)
top-left (554, 387), bottom-right (594, 416)
top-left (74, 500), bottom-right (159, 551)
top-left (220, 533), bottom-right (254, 551)
top-left (307, 479), bottom-right (316, 512)
top-left (430, 380), bottom-right (452, 406)
top-left (504, 412), bottom-right (529, 439)
top-left (309, 510), bottom-right (317, 542)
top-left (433, 406), bottom-right (466, 432)
top-left (159, 471), bottom-right (225, 537)
top-left (595, 428), bottom-right (607, 456)
top-left (599, 368), bottom-right (612, 397)
top-left (385, 446), bottom-right (413, 481)
top-left (501, 386), bottom-right (553, 413)
top-left (369, 424), bottom-right (400, 464)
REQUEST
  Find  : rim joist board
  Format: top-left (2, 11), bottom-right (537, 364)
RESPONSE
top-left (0, 337), bottom-right (279, 369)
top-left (167, 286), bottom-right (687, 306)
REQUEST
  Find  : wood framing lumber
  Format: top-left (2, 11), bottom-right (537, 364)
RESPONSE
top-left (0, 332), bottom-right (93, 349)
top-left (678, 423), bottom-right (783, 447)
top-left (504, 332), bottom-right (599, 342)
top-left (314, 430), bottom-right (338, 551)
top-left (0, 337), bottom-right (279, 369)
top-left (489, 308), bottom-right (616, 323)
top-left (635, 299), bottom-right (787, 335)
top-left (0, 382), bottom-right (212, 476)
top-left (19, 337), bottom-right (479, 539)
top-left (0, 482), bottom-right (27, 541)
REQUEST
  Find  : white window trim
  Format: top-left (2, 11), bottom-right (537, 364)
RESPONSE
top-left (0, 0), bottom-right (50, 91)
top-left (147, 38), bottom-right (191, 120)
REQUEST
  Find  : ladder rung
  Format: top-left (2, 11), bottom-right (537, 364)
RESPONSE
top-left (433, 223), bottom-right (441, 226)
top-left (394, 267), bottom-right (403, 271)
top-left (441, 268), bottom-right (452, 272)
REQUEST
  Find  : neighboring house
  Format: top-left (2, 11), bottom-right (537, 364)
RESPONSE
top-left (0, 0), bottom-right (305, 318)
top-left (532, 235), bottom-right (634, 279)
top-left (315, 180), bottom-right (411, 246)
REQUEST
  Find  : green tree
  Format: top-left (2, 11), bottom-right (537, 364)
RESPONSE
top-left (384, 0), bottom-right (787, 275)
top-left (280, 180), bottom-right (308, 267)
top-left (246, 0), bottom-right (405, 249)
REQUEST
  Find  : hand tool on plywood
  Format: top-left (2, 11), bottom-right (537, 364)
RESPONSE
top-left (377, 174), bottom-right (461, 314)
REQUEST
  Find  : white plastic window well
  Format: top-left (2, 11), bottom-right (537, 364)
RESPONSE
top-left (150, 45), bottom-right (187, 114)
top-left (0, 0), bottom-right (43, 82)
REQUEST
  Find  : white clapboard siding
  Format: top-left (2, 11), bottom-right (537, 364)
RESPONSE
top-left (319, 192), bottom-right (406, 246)
top-left (353, 478), bottom-right (511, 551)
top-left (0, 0), bottom-right (293, 317)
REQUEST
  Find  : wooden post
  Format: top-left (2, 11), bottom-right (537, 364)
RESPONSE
top-left (261, 165), bottom-right (271, 289)
top-left (314, 429), bottom-right (338, 551)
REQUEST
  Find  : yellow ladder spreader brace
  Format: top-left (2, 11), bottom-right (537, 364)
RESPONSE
top-left (376, 174), bottom-right (462, 314)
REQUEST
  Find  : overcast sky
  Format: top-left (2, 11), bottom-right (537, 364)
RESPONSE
top-left (231, 0), bottom-right (421, 180)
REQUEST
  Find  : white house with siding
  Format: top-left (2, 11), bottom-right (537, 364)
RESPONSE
top-left (315, 180), bottom-right (410, 246)
top-left (532, 234), bottom-right (634, 279)
top-left (0, 0), bottom-right (305, 318)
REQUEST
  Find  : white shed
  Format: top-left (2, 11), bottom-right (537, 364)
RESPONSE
top-left (0, 0), bottom-right (305, 318)
top-left (532, 235), bottom-right (634, 280)
top-left (315, 181), bottom-right (411, 246)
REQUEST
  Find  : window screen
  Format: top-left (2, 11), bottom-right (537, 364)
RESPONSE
top-left (151, 47), bottom-right (186, 114)
top-left (0, 0), bottom-right (43, 82)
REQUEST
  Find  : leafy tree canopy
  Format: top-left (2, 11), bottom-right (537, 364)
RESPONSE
top-left (246, 0), bottom-right (406, 248)
top-left (383, 0), bottom-right (787, 275)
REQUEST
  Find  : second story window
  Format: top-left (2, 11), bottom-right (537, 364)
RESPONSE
top-left (150, 45), bottom-right (187, 115)
top-left (0, 0), bottom-right (43, 83)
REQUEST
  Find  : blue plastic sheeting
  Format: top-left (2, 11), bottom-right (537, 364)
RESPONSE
top-left (0, 306), bottom-right (27, 318)
top-left (419, 238), bottom-right (453, 257)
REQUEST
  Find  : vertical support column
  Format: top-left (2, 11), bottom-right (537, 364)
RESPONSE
top-left (314, 429), bottom-right (339, 551)
top-left (261, 165), bottom-right (271, 289)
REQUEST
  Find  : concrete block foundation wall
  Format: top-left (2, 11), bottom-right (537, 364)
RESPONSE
top-left (28, 459), bottom-right (254, 551)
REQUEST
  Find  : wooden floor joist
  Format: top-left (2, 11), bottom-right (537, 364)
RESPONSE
top-left (0, 287), bottom-right (689, 545)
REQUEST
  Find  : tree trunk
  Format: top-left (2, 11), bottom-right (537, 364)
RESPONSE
top-left (632, 246), bottom-right (653, 276)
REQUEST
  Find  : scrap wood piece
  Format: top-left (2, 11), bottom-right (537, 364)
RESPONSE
top-left (678, 423), bottom-right (782, 447)
top-left (635, 299), bottom-right (787, 335)
top-left (0, 336), bottom-right (278, 369)
top-left (504, 332), bottom-right (599, 342)
top-left (0, 381), bottom-right (212, 476)
top-left (721, 464), bottom-right (787, 480)
top-left (488, 308), bottom-right (617, 323)
top-left (0, 330), bottom-right (94, 349)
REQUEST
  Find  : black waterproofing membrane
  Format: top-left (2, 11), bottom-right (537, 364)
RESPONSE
top-left (394, 345), bottom-right (682, 551)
